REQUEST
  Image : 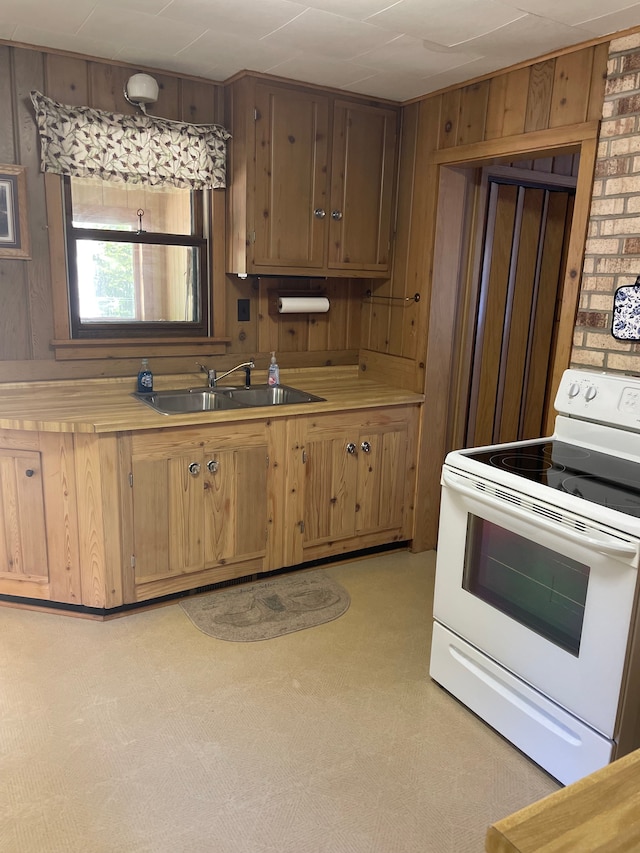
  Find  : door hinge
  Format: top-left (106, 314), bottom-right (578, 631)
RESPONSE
top-left (254, 108), bottom-right (259, 121)
top-left (248, 230), bottom-right (256, 244)
top-left (299, 520), bottom-right (305, 533)
top-left (266, 454), bottom-right (269, 468)
top-left (131, 555), bottom-right (136, 568)
top-left (128, 472), bottom-right (133, 487)
top-left (302, 449), bottom-right (307, 464)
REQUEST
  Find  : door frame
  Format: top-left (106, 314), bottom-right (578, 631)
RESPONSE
top-left (412, 127), bottom-right (599, 552)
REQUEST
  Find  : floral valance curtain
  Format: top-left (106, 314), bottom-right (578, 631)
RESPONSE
top-left (30, 91), bottom-right (231, 190)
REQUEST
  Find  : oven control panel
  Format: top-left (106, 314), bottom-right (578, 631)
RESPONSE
top-left (556, 369), bottom-right (640, 429)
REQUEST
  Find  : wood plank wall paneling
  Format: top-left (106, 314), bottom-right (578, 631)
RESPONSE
top-left (15, 48), bottom-right (55, 362)
top-left (486, 67), bottom-right (530, 139)
top-left (359, 94), bottom-right (440, 390)
top-left (438, 88), bottom-right (461, 150)
top-left (367, 43), bottom-right (607, 404)
top-left (457, 80), bottom-right (489, 146)
top-left (588, 43), bottom-right (610, 120)
top-left (0, 47), bottom-right (15, 158)
top-left (549, 49), bottom-right (594, 128)
top-left (386, 103), bottom-right (418, 358)
top-left (377, 40), bottom-right (610, 552)
top-left (180, 78), bottom-right (217, 124)
top-left (44, 54), bottom-right (88, 104)
top-left (88, 62), bottom-right (136, 115)
top-left (524, 60), bottom-right (555, 132)
top-left (0, 46), bottom-right (33, 365)
top-left (255, 277), bottom-right (365, 357)
top-left (0, 42), bottom-right (365, 381)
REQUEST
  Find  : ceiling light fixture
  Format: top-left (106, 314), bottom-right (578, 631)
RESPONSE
top-left (123, 73), bottom-right (159, 114)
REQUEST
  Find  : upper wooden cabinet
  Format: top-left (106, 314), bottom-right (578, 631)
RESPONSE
top-left (225, 76), bottom-right (399, 278)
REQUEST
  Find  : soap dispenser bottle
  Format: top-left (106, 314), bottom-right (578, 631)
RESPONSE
top-left (268, 352), bottom-right (280, 386)
top-left (137, 358), bottom-right (153, 393)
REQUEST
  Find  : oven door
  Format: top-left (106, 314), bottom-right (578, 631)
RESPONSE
top-left (432, 466), bottom-right (640, 738)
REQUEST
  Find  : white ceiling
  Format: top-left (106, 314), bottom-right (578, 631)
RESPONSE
top-left (2, 0), bottom-right (640, 102)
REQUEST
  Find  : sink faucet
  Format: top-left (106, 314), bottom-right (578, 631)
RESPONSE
top-left (196, 360), bottom-right (254, 389)
top-left (195, 362), bottom-right (217, 388)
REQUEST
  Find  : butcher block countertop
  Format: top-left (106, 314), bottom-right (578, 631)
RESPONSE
top-left (485, 749), bottom-right (640, 853)
top-left (0, 366), bottom-right (424, 433)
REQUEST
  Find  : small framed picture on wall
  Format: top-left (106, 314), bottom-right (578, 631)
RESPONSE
top-left (0, 164), bottom-right (30, 260)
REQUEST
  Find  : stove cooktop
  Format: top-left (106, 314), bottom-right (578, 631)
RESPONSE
top-left (465, 440), bottom-right (640, 518)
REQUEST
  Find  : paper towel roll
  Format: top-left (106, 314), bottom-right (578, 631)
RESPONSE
top-left (278, 296), bottom-right (330, 314)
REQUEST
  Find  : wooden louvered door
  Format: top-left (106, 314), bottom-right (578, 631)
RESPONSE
top-left (466, 178), bottom-right (574, 447)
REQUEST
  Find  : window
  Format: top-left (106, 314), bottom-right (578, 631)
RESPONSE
top-left (64, 177), bottom-right (209, 338)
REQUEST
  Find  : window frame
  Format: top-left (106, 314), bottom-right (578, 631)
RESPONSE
top-left (62, 177), bottom-right (210, 339)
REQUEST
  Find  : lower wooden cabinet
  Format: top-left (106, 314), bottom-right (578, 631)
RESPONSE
top-left (0, 404), bottom-right (420, 612)
top-left (284, 406), bottom-right (418, 565)
top-left (121, 406), bottom-right (418, 603)
top-left (120, 420), bottom-right (281, 604)
top-left (0, 431), bottom-right (81, 604)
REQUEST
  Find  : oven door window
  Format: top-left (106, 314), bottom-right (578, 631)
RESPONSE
top-left (462, 516), bottom-right (589, 656)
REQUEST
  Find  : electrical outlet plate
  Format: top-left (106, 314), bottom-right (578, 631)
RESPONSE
top-left (237, 298), bottom-right (250, 322)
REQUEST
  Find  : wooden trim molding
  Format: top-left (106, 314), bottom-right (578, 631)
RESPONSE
top-left (45, 169), bottom-right (230, 361)
top-left (432, 121), bottom-right (599, 166)
top-left (411, 128), bottom-right (599, 553)
top-left (44, 173), bottom-right (72, 340)
top-left (51, 338), bottom-right (230, 360)
top-left (544, 135), bottom-right (599, 433)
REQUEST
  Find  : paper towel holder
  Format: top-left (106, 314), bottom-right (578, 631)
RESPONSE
top-left (268, 290), bottom-right (328, 317)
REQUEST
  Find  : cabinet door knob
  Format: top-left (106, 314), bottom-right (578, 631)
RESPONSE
top-left (207, 459), bottom-right (219, 473)
top-left (361, 441), bottom-right (371, 453)
top-left (188, 462), bottom-right (201, 475)
top-left (346, 442), bottom-right (356, 455)
top-left (314, 208), bottom-right (326, 219)
top-left (331, 209), bottom-right (343, 221)
top-left (25, 468), bottom-right (35, 477)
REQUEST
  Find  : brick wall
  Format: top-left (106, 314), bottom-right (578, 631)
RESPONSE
top-left (572, 32), bottom-right (640, 373)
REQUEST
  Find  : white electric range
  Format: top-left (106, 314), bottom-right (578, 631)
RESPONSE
top-left (430, 368), bottom-right (640, 785)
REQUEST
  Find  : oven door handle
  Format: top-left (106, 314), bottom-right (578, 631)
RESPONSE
top-left (442, 470), bottom-right (640, 560)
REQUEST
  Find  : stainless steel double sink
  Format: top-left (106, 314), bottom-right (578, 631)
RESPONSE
top-left (133, 384), bottom-right (325, 415)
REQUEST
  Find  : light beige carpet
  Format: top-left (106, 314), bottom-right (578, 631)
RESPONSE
top-left (179, 570), bottom-right (350, 641)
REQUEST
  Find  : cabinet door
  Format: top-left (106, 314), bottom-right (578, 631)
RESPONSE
top-left (303, 431), bottom-right (359, 546)
top-left (131, 452), bottom-right (204, 584)
top-left (131, 447), bottom-right (269, 585)
top-left (127, 423), bottom-right (275, 601)
top-left (204, 445), bottom-right (268, 566)
top-left (0, 449), bottom-right (48, 581)
top-left (328, 101), bottom-right (398, 272)
top-left (297, 408), bottom-right (415, 559)
top-left (253, 84), bottom-right (330, 269)
top-left (355, 423), bottom-right (407, 535)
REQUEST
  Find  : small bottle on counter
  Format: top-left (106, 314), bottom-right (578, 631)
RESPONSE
top-left (137, 358), bottom-right (153, 393)
top-left (268, 352), bottom-right (280, 386)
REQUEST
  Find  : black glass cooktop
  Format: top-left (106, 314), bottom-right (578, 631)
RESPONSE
top-left (465, 440), bottom-right (640, 518)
